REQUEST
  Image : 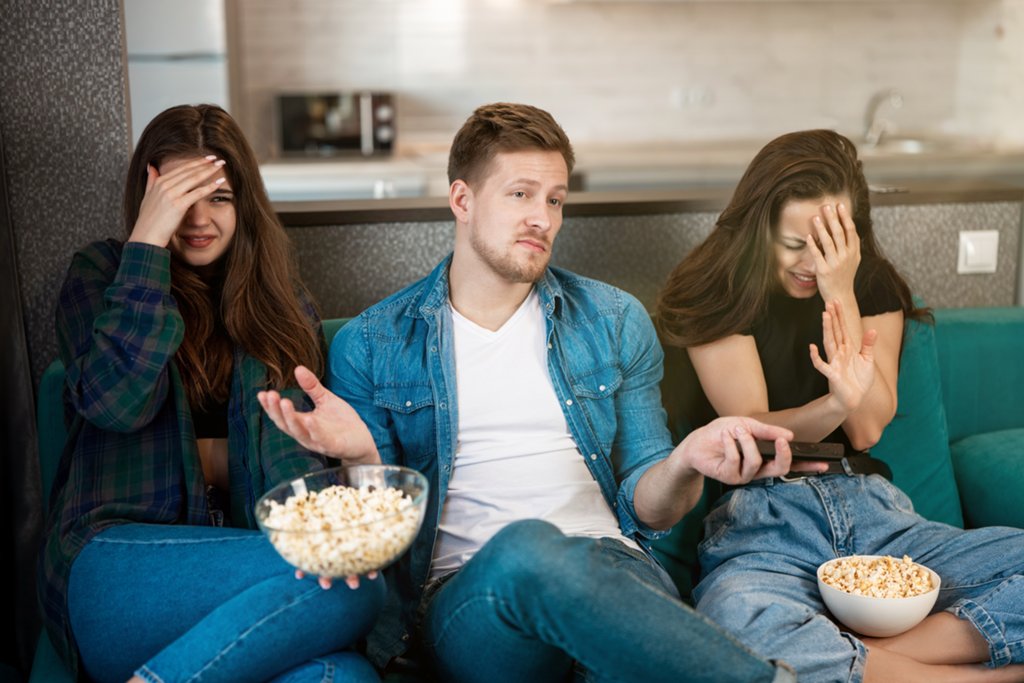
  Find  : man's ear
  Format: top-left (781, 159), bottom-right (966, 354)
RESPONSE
top-left (449, 179), bottom-right (471, 222)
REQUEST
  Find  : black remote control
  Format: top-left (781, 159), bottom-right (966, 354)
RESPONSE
top-left (756, 440), bottom-right (846, 461)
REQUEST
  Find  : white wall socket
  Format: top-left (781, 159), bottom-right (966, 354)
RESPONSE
top-left (957, 230), bottom-right (999, 274)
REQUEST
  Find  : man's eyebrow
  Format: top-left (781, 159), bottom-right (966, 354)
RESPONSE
top-left (507, 178), bottom-right (542, 187)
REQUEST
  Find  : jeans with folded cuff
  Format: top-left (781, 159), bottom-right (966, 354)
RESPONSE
top-left (420, 519), bottom-right (795, 683)
top-left (694, 474), bottom-right (1024, 683)
top-left (68, 524), bottom-right (385, 683)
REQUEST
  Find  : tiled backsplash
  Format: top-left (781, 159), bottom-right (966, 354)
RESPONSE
top-left (234, 0), bottom-right (1024, 160)
top-left (290, 201), bottom-right (1022, 319)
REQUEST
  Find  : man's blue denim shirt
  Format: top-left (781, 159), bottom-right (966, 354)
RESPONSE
top-left (328, 254), bottom-right (676, 668)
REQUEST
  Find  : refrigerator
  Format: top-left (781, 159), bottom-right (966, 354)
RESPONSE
top-left (124, 0), bottom-right (229, 146)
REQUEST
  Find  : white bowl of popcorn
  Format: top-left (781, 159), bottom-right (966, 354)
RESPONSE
top-left (817, 554), bottom-right (941, 637)
top-left (256, 465), bottom-right (428, 578)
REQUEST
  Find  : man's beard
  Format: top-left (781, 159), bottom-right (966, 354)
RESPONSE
top-left (470, 231), bottom-right (551, 284)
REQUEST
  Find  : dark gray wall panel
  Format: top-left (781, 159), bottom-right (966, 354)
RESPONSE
top-left (1, 1), bottom-right (130, 384)
top-left (290, 203), bottom-right (1019, 321)
top-left (0, 1), bottom-right (130, 673)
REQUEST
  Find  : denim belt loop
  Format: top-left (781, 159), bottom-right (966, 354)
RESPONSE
top-left (840, 456), bottom-right (855, 476)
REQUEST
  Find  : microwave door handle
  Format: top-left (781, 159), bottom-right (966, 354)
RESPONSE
top-left (360, 94), bottom-right (374, 156)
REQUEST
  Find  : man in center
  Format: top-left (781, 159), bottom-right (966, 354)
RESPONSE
top-left (260, 102), bottom-right (809, 682)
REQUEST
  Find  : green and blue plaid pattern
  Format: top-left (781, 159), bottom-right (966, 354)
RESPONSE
top-left (38, 239), bottom-right (323, 675)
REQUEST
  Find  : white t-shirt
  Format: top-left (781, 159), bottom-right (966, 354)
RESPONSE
top-left (429, 289), bottom-right (636, 581)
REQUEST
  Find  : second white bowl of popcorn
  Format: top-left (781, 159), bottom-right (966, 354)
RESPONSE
top-left (256, 465), bottom-right (428, 578)
top-left (817, 554), bottom-right (941, 637)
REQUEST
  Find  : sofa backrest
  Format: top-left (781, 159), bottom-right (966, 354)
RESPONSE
top-left (322, 318), bottom-right (350, 348)
top-left (871, 317), bottom-right (963, 527)
top-left (933, 307), bottom-right (1024, 443)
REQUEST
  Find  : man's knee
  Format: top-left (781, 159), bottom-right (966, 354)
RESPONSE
top-left (473, 519), bottom-right (573, 585)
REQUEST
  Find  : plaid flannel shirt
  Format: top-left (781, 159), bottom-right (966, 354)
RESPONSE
top-left (38, 239), bottom-right (324, 675)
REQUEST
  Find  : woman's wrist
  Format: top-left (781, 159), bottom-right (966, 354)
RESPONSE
top-left (824, 391), bottom-right (856, 418)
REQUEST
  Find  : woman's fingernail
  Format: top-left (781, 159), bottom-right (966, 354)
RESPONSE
top-left (215, 177), bottom-right (226, 184)
top-left (205, 154), bottom-right (217, 161)
top-left (214, 159), bottom-right (226, 167)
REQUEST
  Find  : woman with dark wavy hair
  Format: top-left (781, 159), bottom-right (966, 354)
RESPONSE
top-left (657, 130), bottom-right (1024, 682)
top-left (39, 104), bottom-right (383, 683)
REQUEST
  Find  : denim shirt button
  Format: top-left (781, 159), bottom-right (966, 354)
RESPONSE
top-left (402, 633), bottom-right (410, 641)
top-left (599, 385), bottom-right (606, 392)
top-left (405, 400), bottom-right (412, 407)
top-left (430, 345), bottom-right (437, 353)
top-left (565, 399), bottom-right (573, 406)
top-left (547, 342), bottom-right (553, 349)
top-left (590, 453), bottom-right (598, 460)
top-left (439, 402), bottom-right (447, 409)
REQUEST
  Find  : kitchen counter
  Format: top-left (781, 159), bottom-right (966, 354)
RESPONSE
top-left (275, 178), bottom-right (1024, 227)
top-left (261, 136), bottom-right (1024, 204)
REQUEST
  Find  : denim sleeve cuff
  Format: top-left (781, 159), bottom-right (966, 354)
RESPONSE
top-left (617, 458), bottom-right (670, 541)
top-left (116, 242), bottom-right (173, 293)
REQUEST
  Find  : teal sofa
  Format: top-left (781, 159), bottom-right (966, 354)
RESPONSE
top-left (29, 307), bottom-right (1024, 680)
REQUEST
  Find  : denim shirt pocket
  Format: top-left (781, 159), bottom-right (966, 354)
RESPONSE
top-left (568, 366), bottom-right (623, 452)
top-left (373, 383), bottom-right (436, 466)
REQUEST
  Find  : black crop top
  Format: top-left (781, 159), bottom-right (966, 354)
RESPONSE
top-left (662, 255), bottom-right (904, 451)
top-left (192, 397), bottom-right (229, 439)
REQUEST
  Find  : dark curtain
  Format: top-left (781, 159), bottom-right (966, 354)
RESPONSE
top-left (0, 119), bottom-right (44, 676)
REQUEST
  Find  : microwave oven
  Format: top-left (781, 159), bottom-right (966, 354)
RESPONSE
top-left (276, 92), bottom-right (395, 157)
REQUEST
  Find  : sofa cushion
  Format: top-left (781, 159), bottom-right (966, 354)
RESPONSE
top-left (934, 307), bottom-right (1024, 442)
top-left (950, 428), bottom-right (1024, 529)
top-left (871, 318), bottom-right (963, 528)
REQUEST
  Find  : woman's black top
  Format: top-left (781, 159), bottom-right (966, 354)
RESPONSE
top-left (662, 255), bottom-right (904, 452)
top-left (192, 397), bottom-right (229, 438)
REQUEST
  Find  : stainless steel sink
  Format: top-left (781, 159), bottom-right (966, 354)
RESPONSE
top-left (858, 135), bottom-right (988, 157)
top-left (869, 138), bottom-right (934, 154)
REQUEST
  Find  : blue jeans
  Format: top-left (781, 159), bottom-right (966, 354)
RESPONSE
top-left (420, 519), bottom-right (794, 683)
top-left (694, 474), bottom-right (1024, 683)
top-left (67, 524), bottom-right (385, 683)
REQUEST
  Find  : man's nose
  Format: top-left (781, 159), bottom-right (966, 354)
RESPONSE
top-left (527, 199), bottom-right (552, 231)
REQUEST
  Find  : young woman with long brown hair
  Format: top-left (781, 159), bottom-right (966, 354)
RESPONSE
top-left (39, 104), bottom-right (383, 683)
top-left (657, 130), bottom-right (1024, 682)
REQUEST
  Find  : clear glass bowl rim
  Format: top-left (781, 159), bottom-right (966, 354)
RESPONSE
top-left (255, 464), bottom-right (428, 535)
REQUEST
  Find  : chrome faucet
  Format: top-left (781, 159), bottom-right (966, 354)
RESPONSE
top-left (863, 89), bottom-right (903, 147)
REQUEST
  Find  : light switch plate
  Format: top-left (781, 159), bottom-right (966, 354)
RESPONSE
top-left (958, 230), bottom-right (999, 274)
